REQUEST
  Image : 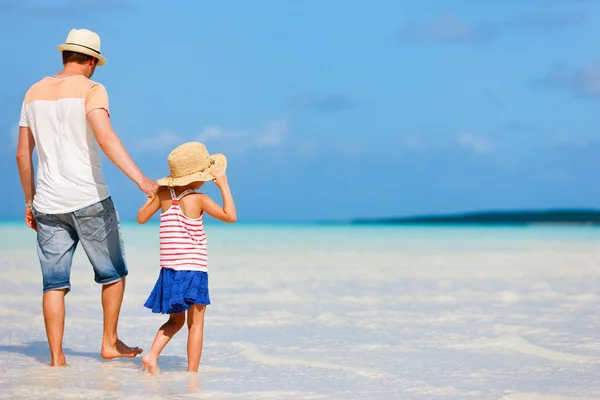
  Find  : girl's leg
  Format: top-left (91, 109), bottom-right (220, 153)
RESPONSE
top-left (142, 312), bottom-right (186, 374)
top-left (186, 304), bottom-right (207, 372)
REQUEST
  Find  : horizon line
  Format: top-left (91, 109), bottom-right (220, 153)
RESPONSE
top-left (0, 207), bottom-right (599, 225)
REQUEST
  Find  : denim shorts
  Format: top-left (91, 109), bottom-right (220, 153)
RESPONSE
top-left (32, 197), bottom-right (128, 293)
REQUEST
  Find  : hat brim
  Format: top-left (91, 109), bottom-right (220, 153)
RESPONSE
top-left (58, 43), bottom-right (106, 66)
top-left (157, 153), bottom-right (227, 187)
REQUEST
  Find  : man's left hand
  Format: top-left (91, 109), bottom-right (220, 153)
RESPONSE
top-left (25, 207), bottom-right (37, 231)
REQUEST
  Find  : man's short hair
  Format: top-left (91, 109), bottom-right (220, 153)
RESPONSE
top-left (62, 50), bottom-right (97, 65)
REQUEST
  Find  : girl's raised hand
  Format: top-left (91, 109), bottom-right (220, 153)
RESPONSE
top-left (210, 171), bottom-right (228, 189)
top-left (202, 171), bottom-right (236, 223)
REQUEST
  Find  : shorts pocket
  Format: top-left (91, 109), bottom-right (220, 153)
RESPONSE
top-left (74, 200), bottom-right (114, 242)
top-left (32, 208), bottom-right (55, 245)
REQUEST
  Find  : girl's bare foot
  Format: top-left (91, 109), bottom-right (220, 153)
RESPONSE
top-left (101, 339), bottom-right (143, 359)
top-left (186, 373), bottom-right (201, 392)
top-left (49, 354), bottom-right (67, 367)
top-left (141, 354), bottom-right (159, 375)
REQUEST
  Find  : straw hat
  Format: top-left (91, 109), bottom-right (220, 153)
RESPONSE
top-left (57, 29), bottom-right (106, 66)
top-left (157, 142), bottom-right (227, 187)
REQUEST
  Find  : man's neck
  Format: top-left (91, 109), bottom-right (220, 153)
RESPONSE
top-left (55, 64), bottom-right (87, 78)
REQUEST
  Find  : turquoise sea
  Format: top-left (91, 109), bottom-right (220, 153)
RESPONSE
top-left (1, 222), bottom-right (600, 399)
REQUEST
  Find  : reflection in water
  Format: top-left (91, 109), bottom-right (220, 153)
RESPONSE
top-left (98, 361), bottom-right (126, 392)
top-left (139, 370), bottom-right (204, 396)
top-left (185, 372), bottom-right (202, 393)
top-left (38, 368), bottom-right (68, 390)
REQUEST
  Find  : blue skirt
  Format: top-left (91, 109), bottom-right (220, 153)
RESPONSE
top-left (144, 268), bottom-right (210, 314)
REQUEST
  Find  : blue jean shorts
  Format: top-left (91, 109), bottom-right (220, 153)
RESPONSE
top-left (32, 197), bottom-right (128, 293)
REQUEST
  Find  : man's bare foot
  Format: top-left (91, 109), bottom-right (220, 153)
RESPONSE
top-left (101, 339), bottom-right (143, 359)
top-left (49, 354), bottom-right (67, 367)
top-left (141, 354), bottom-right (159, 375)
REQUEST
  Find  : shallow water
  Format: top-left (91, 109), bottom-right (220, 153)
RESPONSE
top-left (1, 223), bottom-right (600, 399)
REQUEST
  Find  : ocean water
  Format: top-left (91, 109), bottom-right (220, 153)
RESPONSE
top-left (1, 222), bottom-right (600, 399)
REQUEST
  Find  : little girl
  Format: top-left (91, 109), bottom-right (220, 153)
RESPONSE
top-left (136, 142), bottom-right (236, 374)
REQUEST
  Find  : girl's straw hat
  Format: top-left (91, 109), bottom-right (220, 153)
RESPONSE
top-left (157, 142), bottom-right (227, 187)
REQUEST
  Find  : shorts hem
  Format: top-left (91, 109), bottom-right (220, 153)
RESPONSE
top-left (43, 285), bottom-right (71, 294)
top-left (96, 272), bottom-right (128, 285)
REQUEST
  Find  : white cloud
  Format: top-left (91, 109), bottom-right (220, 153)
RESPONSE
top-left (402, 12), bottom-right (583, 45)
top-left (134, 130), bottom-right (183, 152)
top-left (198, 125), bottom-right (224, 141)
top-left (295, 140), bottom-right (320, 158)
top-left (547, 63), bottom-right (600, 97)
top-left (456, 134), bottom-right (493, 153)
top-left (136, 117), bottom-right (291, 154)
top-left (254, 118), bottom-right (288, 148)
top-left (402, 134), bottom-right (428, 150)
top-left (198, 125), bottom-right (249, 143)
top-left (554, 134), bottom-right (594, 149)
top-left (198, 117), bottom-right (290, 151)
top-left (403, 12), bottom-right (473, 44)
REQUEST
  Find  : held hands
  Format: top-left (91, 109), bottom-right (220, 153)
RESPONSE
top-left (139, 177), bottom-right (159, 198)
top-left (25, 207), bottom-right (37, 232)
top-left (210, 171), bottom-right (228, 189)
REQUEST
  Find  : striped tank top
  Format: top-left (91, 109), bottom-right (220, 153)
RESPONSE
top-left (159, 188), bottom-right (208, 271)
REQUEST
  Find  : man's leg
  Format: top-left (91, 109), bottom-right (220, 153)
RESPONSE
top-left (72, 198), bottom-right (142, 358)
top-left (43, 289), bottom-right (68, 366)
top-left (33, 209), bottom-right (78, 366)
top-left (102, 279), bottom-right (124, 347)
top-left (100, 278), bottom-right (141, 358)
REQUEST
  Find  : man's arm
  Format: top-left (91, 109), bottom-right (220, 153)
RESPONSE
top-left (87, 109), bottom-right (157, 196)
top-left (16, 126), bottom-right (37, 230)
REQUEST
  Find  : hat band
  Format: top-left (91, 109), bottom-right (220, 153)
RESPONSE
top-left (171, 159), bottom-right (215, 178)
top-left (65, 43), bottom-right (101, 55)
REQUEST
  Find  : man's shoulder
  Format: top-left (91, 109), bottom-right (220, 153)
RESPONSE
top-left (82, 76), bottom-right (104, 87)
top-left (24, 77), bottom-right (48, 94)
top-left (23, 76), bottom-right (107, 105)
top-left (83, 77), bottom-right (108, 96)
top-left (69, 75), bottom-right (106, 92)
top-left (22, 77), bottom-right (50, 104)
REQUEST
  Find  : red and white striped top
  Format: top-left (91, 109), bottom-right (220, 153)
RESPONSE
top-left (159, 188), bottom-right (207, 271)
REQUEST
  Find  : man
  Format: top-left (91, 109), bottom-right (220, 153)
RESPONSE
top-left (15, 28), bottom-right (158, 366)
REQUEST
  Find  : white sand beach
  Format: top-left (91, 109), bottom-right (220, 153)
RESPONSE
top-left (1, 223), bottom-right (600, 399)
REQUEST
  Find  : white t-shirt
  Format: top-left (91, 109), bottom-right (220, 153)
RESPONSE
top-left (19, 75), bottom-right (111, 214)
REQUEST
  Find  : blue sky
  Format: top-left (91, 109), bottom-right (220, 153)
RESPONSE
top-left (1, 0), bottom-right (600, 221)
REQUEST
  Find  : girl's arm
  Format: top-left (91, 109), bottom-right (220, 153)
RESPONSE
top-left (200, 172), bottom-right (237, 223)
top-left (137, 191), bottom-right (162, 224)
